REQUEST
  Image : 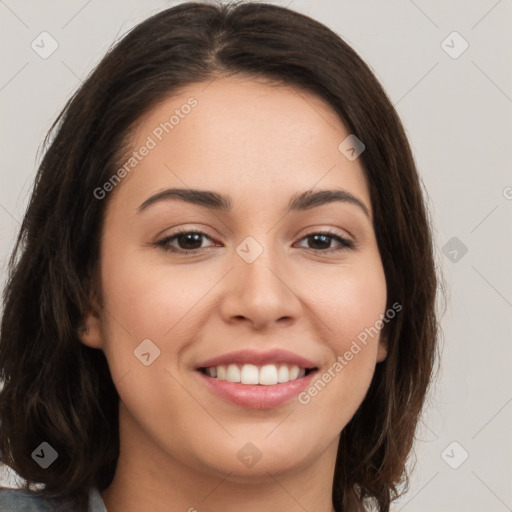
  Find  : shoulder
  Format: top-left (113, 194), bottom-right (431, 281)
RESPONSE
top-left (0, 486), bottom-right (106, 512)
top-left (0, 487), bottom-right (55, 511)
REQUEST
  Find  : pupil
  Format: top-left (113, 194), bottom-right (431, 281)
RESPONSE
top-left (179, 233), bottom-right (202, 250)
top-left (310, 234), bottom-right (330, 250)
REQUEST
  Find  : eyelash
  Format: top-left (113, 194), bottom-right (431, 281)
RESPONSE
top-left (155, 228), bottom-right (355, 255)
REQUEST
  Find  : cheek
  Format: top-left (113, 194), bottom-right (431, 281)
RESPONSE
top-left (300, 261), bottom-right (386, 418)
top-left (100, 245), bottom-right (210, 337)
top-left (316, 260), bottom-right (387, 349)
top-left (97, 242), bottom-right (192, 381)
top-left (97, 248), bottom-right (208, 417)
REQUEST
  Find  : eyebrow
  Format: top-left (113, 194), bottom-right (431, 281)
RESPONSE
top-left (137, 187), bottom-right (371, 219)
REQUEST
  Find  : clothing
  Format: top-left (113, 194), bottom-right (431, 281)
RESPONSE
top-left (0, 486), bottom-right (106, 512)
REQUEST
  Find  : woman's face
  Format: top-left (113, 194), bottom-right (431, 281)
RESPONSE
top-left (81, 76), bottom-right (387, 480)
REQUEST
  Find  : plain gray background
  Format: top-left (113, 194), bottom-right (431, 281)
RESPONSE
top-left (1, 1), bottom-right (511, 510)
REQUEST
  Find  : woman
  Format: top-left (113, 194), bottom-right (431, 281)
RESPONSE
top-left (0, 1), bottom-right (439, 511)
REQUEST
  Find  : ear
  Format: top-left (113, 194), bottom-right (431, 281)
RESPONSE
top-left (376, 335), bottom-right (388, 363)
top-left (78, 297), bottom-right (104, 350)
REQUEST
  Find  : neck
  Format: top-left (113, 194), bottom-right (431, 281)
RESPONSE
top-left (101, 403), bottom-right (339, 512)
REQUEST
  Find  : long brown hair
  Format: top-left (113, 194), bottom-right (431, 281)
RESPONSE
top-left (0, 2), bottom-right (440, 511)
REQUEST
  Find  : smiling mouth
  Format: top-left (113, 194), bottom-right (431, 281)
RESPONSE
top-left (198, 363), bottom-right (317, 386)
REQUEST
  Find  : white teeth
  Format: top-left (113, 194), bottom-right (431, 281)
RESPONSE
top-left (241, 364), bottom-right (259, 384)
top-left (226, 364), bottom-right (241, 382)
top-left (277, 365), bottom-right (290, 383)
top-left (205, 363), bottom-right (308, 385)
top-left (259, 364), bottom-right (278, 385)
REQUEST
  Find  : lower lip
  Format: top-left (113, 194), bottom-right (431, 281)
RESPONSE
top-left (196, 370), bottom-right (318, 409)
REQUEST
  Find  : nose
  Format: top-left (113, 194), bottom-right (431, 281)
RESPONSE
top-left (219, 246), bottom-right (302, 330)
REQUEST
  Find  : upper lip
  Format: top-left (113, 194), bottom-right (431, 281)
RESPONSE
top-left (195, 349), bottom-right (318, 370)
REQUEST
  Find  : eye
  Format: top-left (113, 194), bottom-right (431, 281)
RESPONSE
top-left (156, 229), bottom-right (215, 253)
top-left (155, 229), bottom-right (354, 254)
top-left (295, 230), bottom-right (354, 252)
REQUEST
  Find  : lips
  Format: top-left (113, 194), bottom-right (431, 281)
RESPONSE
top-left (194, 348), bottom-right (319, 409)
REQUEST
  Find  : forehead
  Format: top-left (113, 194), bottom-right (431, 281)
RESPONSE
top-left (110, 76), bottom-right (371, 213)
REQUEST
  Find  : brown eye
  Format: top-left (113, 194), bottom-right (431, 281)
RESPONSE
top-left (296, 231), bottom-right (354, 252)
top-left (156, 230), bottom-right (214, 253)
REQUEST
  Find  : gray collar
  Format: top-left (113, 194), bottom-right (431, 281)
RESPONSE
top-left (89, 487), bottom-right (107, 512)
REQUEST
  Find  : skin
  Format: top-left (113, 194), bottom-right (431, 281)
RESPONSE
top-left (80, 75), bottom-right (388, 512)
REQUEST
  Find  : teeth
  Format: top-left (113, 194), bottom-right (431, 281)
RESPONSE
top-left (204, 363), bottom-right (308, 385)
top-left (241, 364), bottom-right (259, 384)
top-left (226, 364), bottom-right (240, 382)
top-left (260, 364), bottom-right (278, 385)
top-left (217, 366), bottom-right (226, 380)
top-left (277, 365), bottom-right (289, 383)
